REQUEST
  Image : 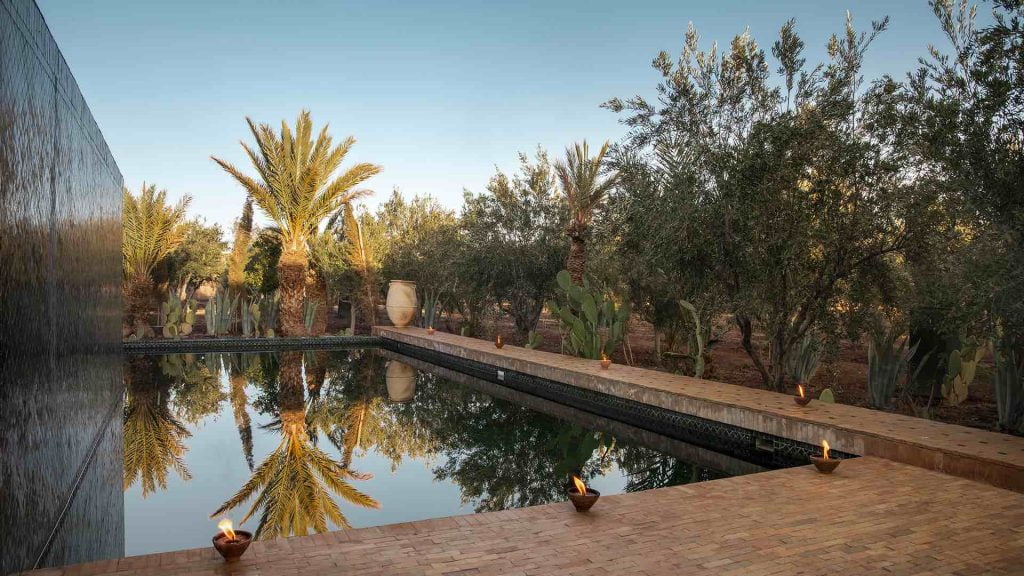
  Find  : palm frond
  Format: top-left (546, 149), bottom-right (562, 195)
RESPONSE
top-left (122, 183), bottom-right (192, 280)
top-left (213, 110), bottom-right (381, 251)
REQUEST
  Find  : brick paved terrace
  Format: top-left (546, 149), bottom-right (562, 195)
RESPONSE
top-left (375, 327), bottom-right (1024, 492)
top-left (24, 457), bottom-right (1024, 576)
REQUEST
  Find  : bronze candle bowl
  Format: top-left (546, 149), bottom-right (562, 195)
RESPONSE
top-left (568, 488), bottom-right (600, 512)
top-left (213, 531), bottom-right (252, 562)
top-left (600, 359), bottom-right (612, 370)
top-left (810, 456), bottom-right (841, 474)
top-left (495, 340), bottom-right (504, 349)
top-left (794, 395), bottom-right (812, 407)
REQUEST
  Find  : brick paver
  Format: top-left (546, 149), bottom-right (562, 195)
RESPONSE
top-left (26, 458), bottom-right (1024, 575)
top-left (375, 327), bottom-right (1024, 491)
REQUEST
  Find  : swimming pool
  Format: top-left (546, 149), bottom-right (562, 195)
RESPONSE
top-left (120, 348), bottom-right (738, 555)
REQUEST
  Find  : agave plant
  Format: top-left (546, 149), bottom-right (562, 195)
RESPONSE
top-left (994, 342), bottom-right (1024, 432)
top-left (787, 332), bottom-right (823, 385)
top-left (122, 184), bottom-right (191, 332)
top-left (212, 111), bottom-right (381, 336)
top-left (555, 140), bottom-right (618, 285)
top-left (212, 352), bottom-right (378, 538)
top-left (867, 328), bottom-right (928, 410)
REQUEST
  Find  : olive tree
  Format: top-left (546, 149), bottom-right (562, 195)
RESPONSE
top-left (605, 16), bottom-right (921, 391)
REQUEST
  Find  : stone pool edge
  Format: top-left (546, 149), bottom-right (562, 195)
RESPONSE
top-left (374, 326), bottom-right (1024, 492)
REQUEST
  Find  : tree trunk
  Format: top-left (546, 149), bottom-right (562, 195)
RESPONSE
top-left (305, 351), bottom-right (328, 393)
top-left (736, 315), bottom-right (772, 389)
top-left (566, 236), bottom-right (587, 285)
top-left (362, 281), bottom-right (376, 330)
top-left (277, 249), bottom-right (308, 337)
top-left (125, 275), bottom-right (157, 333)
top-left (307, 270), bottom-right (329, 336)
top-left (279, 351), bottom-right (306, 438)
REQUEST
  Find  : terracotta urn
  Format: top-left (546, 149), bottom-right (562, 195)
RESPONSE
top-left (385, 360), bottom-right (416, 403)
top-left (385, 280), bottom-right (418, 327)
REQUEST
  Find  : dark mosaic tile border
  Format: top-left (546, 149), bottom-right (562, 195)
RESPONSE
top-left (379, 339), bottom-right (858, 469)
top-left (122, 336), bottom-right (383, 354)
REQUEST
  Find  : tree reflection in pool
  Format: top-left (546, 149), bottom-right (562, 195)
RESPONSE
top-left (122, 349), bottom-right (732, 555)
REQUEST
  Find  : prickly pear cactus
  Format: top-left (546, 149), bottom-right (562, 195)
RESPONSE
top-left (818, 388), bottom-right (836, 403)
top-left (548, 270), bottom-right (630, 359)
top-left (525, 330), bottom-right (543, 350)
top-left (942, 344), bottom-right (985, 406)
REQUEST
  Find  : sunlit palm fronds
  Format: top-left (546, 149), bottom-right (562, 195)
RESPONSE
top-left (211, 110), bottom-right (380, 253)
top-left (341, 203), bottom-right (378, 326)
top-left (123, 385), bottom-right (192, 497)
top-left (122, 183), bottom-right (192, 281)
top-left (555, 140), bottom-right (618, 238)
top-left (211, 410), bottom-right (379, 539)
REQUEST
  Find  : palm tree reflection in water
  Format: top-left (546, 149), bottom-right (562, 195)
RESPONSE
top-left (212, 351), bottom-right (379, 538)
top-left (120, 349), bottom-right (723, 542)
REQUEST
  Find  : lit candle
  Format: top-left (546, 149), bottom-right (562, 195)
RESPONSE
top-left (218, 518), bottom-right (237, 542)
top-left (794, 384), bottom-right (811, 406)
top-left (495, 335), bottom-right (504, 349)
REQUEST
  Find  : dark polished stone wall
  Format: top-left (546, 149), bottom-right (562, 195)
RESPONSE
top-left (0, 0), bottom-right (123, 572)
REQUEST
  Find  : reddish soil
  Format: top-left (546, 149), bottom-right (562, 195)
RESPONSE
top-left (443, 313), bottom-right (1003, 435)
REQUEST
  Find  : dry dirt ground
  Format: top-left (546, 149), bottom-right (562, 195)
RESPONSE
top-left (408, 312), bottom-right (1003, 435)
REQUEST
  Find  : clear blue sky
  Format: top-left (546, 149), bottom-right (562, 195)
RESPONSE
top-left (38, 0), bottom-right (965, 235)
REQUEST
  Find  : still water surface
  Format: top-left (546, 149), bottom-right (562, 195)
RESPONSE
top-left (124, 349), bottom-right (730, 555)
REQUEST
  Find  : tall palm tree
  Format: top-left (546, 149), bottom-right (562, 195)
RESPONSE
top-left (123, 356), bottom-right (192, 497)
top-left (122, 184), bottom-right (191, 331)
top-left (212, 111), bottom-right (381, 336)
top-left (554, 141), bottom-right (618, 285)
top-left (341, 204), bottom-right (378, 329)
top-left (226, 197), bottom-right (254, 328)
top-left (228, 354), bottom-right (255, 471)
top-left (212, 351), bottom-right (379, 538)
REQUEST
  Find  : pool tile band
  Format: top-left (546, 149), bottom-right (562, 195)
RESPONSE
top-left (378, 339), bottom-right (856, 468)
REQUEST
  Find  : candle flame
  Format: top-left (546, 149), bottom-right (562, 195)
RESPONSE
top-left (798, 384), bottom-right (805, 398)
top-left (821, 440), bottom-right (830, 460)
top-left (601, 352), bottom-right (608, 361)
top-left (572, 475), bottom-right (588, 495)
top-left (496, 335), bottom-right (502, 345)
top-left (218, 518), bottom-right (237, 541)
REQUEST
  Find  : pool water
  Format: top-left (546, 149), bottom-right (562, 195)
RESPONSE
top-left (123, 348), bottom-right (733, 556)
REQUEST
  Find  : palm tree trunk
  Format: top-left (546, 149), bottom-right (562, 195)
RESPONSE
top-left (277, 249), bottom-right (308, 337)
top-left (279, 351), bottom-right (306, 437)
top-left (567, 236), bottom-right (587, 285)
top-left (125, 275), bottom-right (156, 333)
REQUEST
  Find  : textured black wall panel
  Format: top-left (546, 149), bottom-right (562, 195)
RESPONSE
top-left (0, 0), bottom-right (123, 572)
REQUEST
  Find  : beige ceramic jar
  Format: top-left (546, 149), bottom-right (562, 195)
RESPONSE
top-left (385, 280), bottom-right (418, 327)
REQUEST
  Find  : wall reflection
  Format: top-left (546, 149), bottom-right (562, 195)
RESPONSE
top-left (0, 0), bottom-right (123, 572)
